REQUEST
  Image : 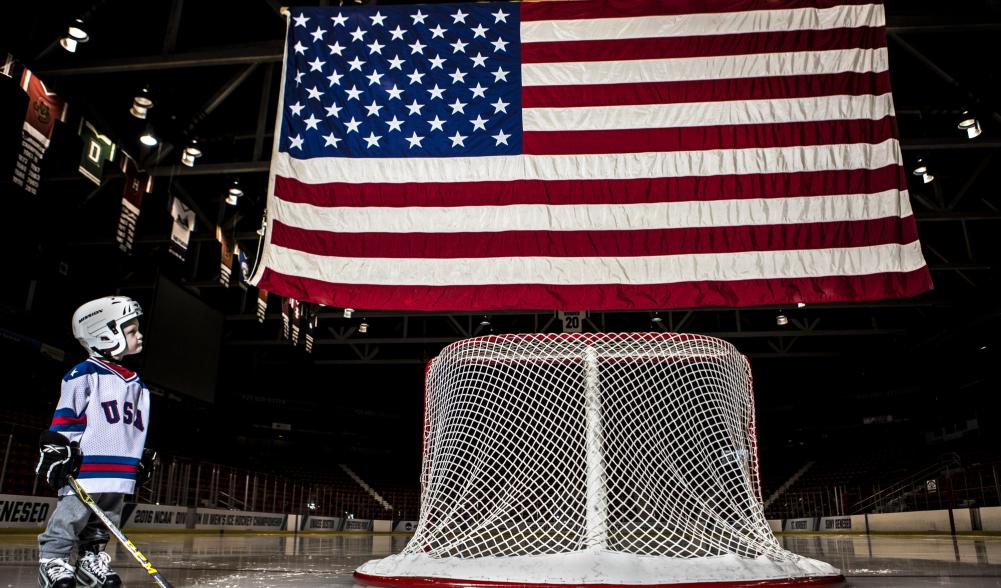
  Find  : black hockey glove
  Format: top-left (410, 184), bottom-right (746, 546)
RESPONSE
top-left (136, 448), bottom-right (159, 486)
top-left (35, 430), bottom-right (82, 489)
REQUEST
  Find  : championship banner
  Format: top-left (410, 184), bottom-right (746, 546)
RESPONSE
top-left (116, 154), bottom-right (152, 254)
top-left (168, 195), bottom-right (196, 261)
top-left (281, 296), bottom-right (291, 339)
top-left (13, 69), bottom-right (67, 195)
top-left (256, 289), bottom-right (269, 323)
top-left (78, 119), bottom-right (117, 185)
top-left (0, 53), bottom-right (22, 79)
top-left (290, 298), bottom-right (302, 345)
top-left (218, 225), bottom-right (236, 285)
top-left (304, 303), bottom-right (318, 353)
top-left (237, 246), bottom-right (250, 284)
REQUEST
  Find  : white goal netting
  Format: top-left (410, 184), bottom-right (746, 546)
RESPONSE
top-left (357, 333), bottom-right (839, 586)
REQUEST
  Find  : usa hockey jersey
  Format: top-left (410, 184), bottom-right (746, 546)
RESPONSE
top-left (49, 356), bottom-right (150, 496)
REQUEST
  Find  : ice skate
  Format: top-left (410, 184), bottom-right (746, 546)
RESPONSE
top-left (75, 550), bottom-right (121, 587)
top-left (38, 558), bottom-right (76, 588)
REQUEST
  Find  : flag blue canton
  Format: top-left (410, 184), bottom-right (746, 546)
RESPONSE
top-left (280, 3), bottom-right (522, 159)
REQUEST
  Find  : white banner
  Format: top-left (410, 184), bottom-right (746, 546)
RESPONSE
top-left (818, 516), bottom-right (855, 532)
top-left (394, 520), bottom-right (419, 532)
top-left (0, 494), bottom-right (56, 528)
top-left (343, 518), bottom-right (373, 532)
top-left (783, 517), bottom-right (818, 532)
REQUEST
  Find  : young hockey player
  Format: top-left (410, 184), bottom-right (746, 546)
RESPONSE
top-left (36, 296), bottom-right (157, 588)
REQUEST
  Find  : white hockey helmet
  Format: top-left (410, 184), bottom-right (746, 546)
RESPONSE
top-left (71, 296), bottom-right (143, 357)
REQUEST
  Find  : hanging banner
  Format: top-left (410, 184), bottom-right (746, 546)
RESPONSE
top-left (0, 53), bottom-right (22, 79)
top-left (78, 119), bottom-right (116, 185)
top-left (304, 304), bottom-right (318, 353)
top-left (116, 154), bottom-right (152, 254)
top-left (13, 69), bottom-right (67, 195)
top-left (256, 290), bottom-right (269, 323)
top-left (168, 195), bottom-right (196, 261)
top-left (281, 296), bottom-right (291, 340)
top-left (290, 299), bottom-right (302, 345)
top-left (218, 225), bottom-right (236, 286)
top-left (557, 311), bottom-right (589, 334)
top-left (237, 247), bottom-right (250, 284)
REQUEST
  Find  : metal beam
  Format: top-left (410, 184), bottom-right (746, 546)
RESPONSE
top-left (162, 0), bottom-right (185, 55)
top-left (36, 42), bottom-right (283, 76)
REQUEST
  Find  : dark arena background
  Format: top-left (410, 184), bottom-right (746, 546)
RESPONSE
top-left (2, 1), bottom-right (1001, 586)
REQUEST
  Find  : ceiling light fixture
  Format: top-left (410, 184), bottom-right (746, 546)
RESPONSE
top-left (958, 111), bottom-right (982, 139)
top-left (139, 125), bottom-right (158, 147)
top-left (130, 87), bottom-right (154, 119)
top-left (343, 308), bottom-right (354, 318)
top-left (776, 313), bottom-right (789, 326)
top-left (181, 139), bottom-right (202, 167)
top-left (226, 179), bottom-right (243, 206)
top-left (59, 19), bottom-right (89, 53)
top-left (358, 320), bottom-right (369, 334)
top-left (912, 158), bottom-right (934, 184)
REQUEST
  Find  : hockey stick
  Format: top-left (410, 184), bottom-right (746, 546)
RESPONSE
top-left (67, 476), bottom-right (174, 588)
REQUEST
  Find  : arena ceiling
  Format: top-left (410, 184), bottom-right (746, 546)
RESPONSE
top-left (4, 0), bottom-right (1001, 374)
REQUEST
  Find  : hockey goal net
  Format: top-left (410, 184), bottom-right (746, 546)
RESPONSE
top-left (356, 333), bottom-right (840, 587)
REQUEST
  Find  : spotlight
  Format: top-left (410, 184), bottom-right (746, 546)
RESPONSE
top-left (139, 126), bottom-right (158, 147)
top-left (59, 19), bottom-right (88, 53)
top-left (358, 320), bottom-right (369, 334)
top-left (776, 313), bottom-right (789, 326)
top-left (130, 87), bottom-right (154, 119)
top-left (343, 308), bottom-right (354, 318)
top-left (958, 111), bottom-right (982, 139)
top-left (226, 179), bottom-right (243, 206)
top-left (479, 316), bottom-right (491, 327)
top-left (650, 313), bottom-right (663, 323)
top-left (796, 302), bottom-right (806, 309)
top-left (181, 139), bottom-right (202, 167)
top-left (912, 158), bottom-right (934, 184)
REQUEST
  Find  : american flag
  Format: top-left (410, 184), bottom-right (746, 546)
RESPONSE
top-left (251, 1), bottom-right (932, 311)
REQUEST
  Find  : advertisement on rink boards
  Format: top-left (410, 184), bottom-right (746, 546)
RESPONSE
top-left (121, 503), bottom-right (192, 529)
top-left (0, 494), bottom-right (56, 528)
top-left (394, 520), bottom-right (419, 532)
top-left (301, 515), bottom-right (344, 531)
top-left (343, 518), bottom-right (373, 532)
top-left (783, 517), bottom-right (819, 532)
top-left (193, 508), bottom-right (286, 531)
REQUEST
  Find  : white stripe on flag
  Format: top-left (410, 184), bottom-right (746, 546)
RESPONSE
top-left (271, 140), bottom-right (902, 185)
top-left (521, 48), bottom-right (888, 87)
top-left (263, 241), bottom-right (926, 286)
top-left (271, 190), bottom-right (912, 234)
top-left (522, 94), bottom-right (896, 132)
top-left (521, 4), bottom-right (885, 43)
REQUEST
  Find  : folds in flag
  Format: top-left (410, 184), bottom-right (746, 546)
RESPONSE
top-left (251, 0), bottom-right (932, 311)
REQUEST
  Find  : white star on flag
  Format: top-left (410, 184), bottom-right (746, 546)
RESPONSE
top-left (387, 55), bottom-right (405, 70)
top-left (364, 132), bottom-right (382, 148)
top-left (323, 132), bottom-right (341, 147)
top-left (289, 101), bottom-right (305, 116)
top-left (428, 55), bottom-right (447, 69)
top-left (451, 9), bottom-right (468, 24)
top-left (303, 114), bottom-right (321, 130)
top-left (427, 115), bottom-right (446, 132)
top-left (429, 24), bottom-right (447, 39)
top-left (347, 56), bottom-right (365, 71)
top-left (370, 11), bottom-right (387, 26)
top-left (470, 53), bottom-right (487, 67)
top-left (409, 40), bottom-right (426, 54)
top-left (328, 42), bottom-right (345, 56)
top-left (350, 27), bottom-right (367, 42)
top-left (410, 10), bottom-right (428, 25)
top-left (449, 98), bottom-right (467, 114)
top-left (293, 13), bottom-right (309, 27)
top-left (492, 129), bottom-right (510, 145)
top-left (366, 70), bottom-right (384, 85)
top-left (294, 71), bottom-right (305, 85)
top-left (289, 134), bottom-right (304, 149)
top-left (450, 39), bottom-right (468, 53)
top-left (308, 57), bottom-right (326, 72)
top-left (449, 68), bottom-right (467, 84)
top-left (386, 85), bottom-right (404, 100)
top-left (427, 84), bottom-right (446, 100)
top-left (406, 99), bottom-right (425, 116)
top-left (491, 98), bottom-right (509, 114)
top-left (470, 114), bottom-right (488, 131)
top-left (344, 117), bottom-right (362, 133)
top-left (345, 85), bottom-right (363, 100)
top-left (449, 131), bottom-right (467, 147)
top-left (408, 69), bottom-right (426, 85)
top-left (492, 9), bottom-right (508, 23)
top-left (471, 24), bottom-right (489, 38)
top-left (293, 41), bottom-right (308, 55)
top-left (324, 103), bottom-right (342, 117)
top-left (389, 26), bottom-right (407, 41)
top-left (406, 132), bottom-right (424, 148)
top-left (470, 83), bottom-right (487, 98)
top-left (326, 70), bottom-right (343, 86)
top-left (306, 86), bottom-right (323, 100)
top-left (330, 12), bottom-right (347, 26)
top-left (310, 26), bottom-right (326, 42)
top-left (386, 116), bottom-right (405, 132)
top-left (367, 40), bottom-right (385, 54)
top-left (364, 100), bottom-right (383, 117)
top-left (492, 67), bottom-right (509, 82)
top-left (491, 37), bottom-right (508, 52)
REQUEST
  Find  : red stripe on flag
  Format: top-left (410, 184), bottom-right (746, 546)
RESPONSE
top-left (271, 217), bottom-right (919, 260)
top-left (520, 0), bottom-right (880, 21)
top-left (273, 166), bottom-right (904, 208)
top-left (80, 464), bottom-right (137, 473)
top-left (523, 118), bottom-right (898, 156)
top-left (522, 72), bottom-right (892, 109)
top-left (257, 268), bottom-right (935, 312)
top-left (522, 28), bottom-right (886, 64)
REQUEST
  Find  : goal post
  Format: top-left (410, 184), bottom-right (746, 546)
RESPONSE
top-left (356, 333), bottom-right (841, 587)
